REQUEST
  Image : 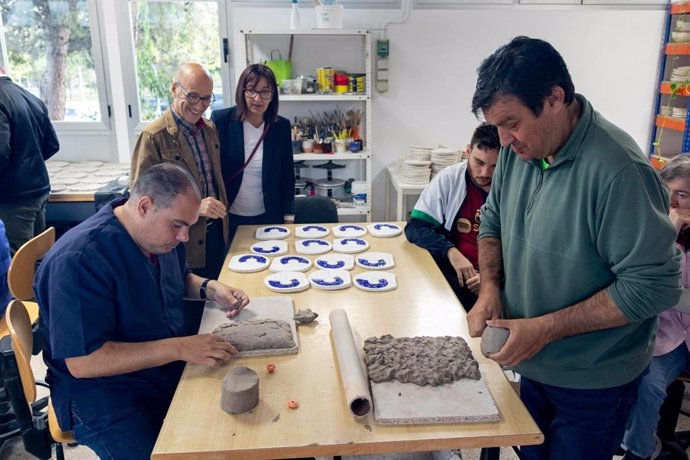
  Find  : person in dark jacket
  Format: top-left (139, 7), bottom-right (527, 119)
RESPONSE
top-left (405, 123), bottom-right (499, 311)
top-left (211, 64), bottom-right (295, 244)
top-left (0, 74), bottom-right (60, 255)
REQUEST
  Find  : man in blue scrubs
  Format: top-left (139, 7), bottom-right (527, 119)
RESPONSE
top-left (35, 163), bottom-right (250, 459)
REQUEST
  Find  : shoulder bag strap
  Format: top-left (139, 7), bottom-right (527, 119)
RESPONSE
top-left (227, 122), bottom-right (271, 184)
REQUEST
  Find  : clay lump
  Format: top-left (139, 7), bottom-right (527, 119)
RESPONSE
top-left (213, 319), bottom-right (296, 351)
top-left (364, 334), bottom-right (480, 386)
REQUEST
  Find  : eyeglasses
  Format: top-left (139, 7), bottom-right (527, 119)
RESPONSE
top-left (244, 88), bottom-right (273, 100)
top-left (175, 81), bottom-right (216, 105)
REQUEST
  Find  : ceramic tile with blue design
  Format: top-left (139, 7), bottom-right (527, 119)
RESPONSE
top-left (332, 224), bottom-right (367, 238)
top-left (314, 253), bottom-right (355, 271)
top-left (355, 252), bottom-right (395, 270)
top-left (228, 254), bottom-right (271, 273)
top-left (366, 222), bottom-right (403, 238)
top-left (353, 271), bottom-right (397, 292)
top-left (264, 271), bottom-right (310, 293)
top-left (333, 237), bottom-right (369, 254)
top-left (250, 239), bottom-right (288, 256)
top-left (295, 224), bottom-right (330, 239)
top-left (308, 269), bottom-right (352, 291)
top-left (269, 255), bottom-right (313, 272)
top-left (255, 225), bottom-right (291, 240)
top-left (295, 238), bottom-right (332, 255)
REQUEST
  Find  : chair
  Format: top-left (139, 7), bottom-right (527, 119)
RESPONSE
top-left (294, 196), bottom-right (339, 224)
top-left (5, 299), bottom-right (74, 459)
top-left (8, 226), bottom-right (55, 301)
top-left (3, 227), bottom-right (55, 336)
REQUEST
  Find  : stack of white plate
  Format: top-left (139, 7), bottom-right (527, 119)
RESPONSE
top-left (430, 147), bottom-right (459, 178)
top-left (408, 145), bottom-right (433, 162)
top-left (673, 107), bottom-right (688, 119)
top-left (672, 31), bottom-right (690, 43)
top-left (47, 161), bottom-right (131, 194)
top-left (45, 160), bottom-right (69, 173)
top-left (401, 159), bottom-right (431, 184)
top-left (671, 66), bottom-right (690, 83)
top-left (678, 18), bottom-right (690, 32)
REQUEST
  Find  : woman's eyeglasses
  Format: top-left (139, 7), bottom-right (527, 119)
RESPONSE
top-left (244, 88), bottom-right (273, 100)
top-left (176, 82), bottom-right (216, 105)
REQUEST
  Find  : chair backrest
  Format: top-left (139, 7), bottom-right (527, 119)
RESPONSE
top-left (5, 299), bottom-right (36, 404)
top-left (6, 299), bottom-right (75, 444)
top-left (8, 227), bottom-right (55, 300)
top-left (294, 196), bottom-right (339, 224)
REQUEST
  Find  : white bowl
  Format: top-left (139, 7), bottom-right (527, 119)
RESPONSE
top-left (672, 31), bottom-right (690, 42)
top-left (677, 19), bottom-right (690, 32)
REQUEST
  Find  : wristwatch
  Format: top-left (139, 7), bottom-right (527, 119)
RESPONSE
top-left (199, 278), bottom-right (211, 300)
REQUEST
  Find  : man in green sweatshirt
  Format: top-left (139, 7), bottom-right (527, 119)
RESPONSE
top-left (468, 36), bottom-right (681, 460)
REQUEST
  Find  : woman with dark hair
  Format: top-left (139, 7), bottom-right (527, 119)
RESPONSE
top-left (211, 64), bottom-right (295, 243)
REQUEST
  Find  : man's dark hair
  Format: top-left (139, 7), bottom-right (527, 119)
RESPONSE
top-left (131, 163), bottom-right (201, 209)
top-left (471, 36), bottom-right (575, 117)
top-left (470, 123), bottom-right (500, 151)
top-left (235, 64), bottom-right (279, 123)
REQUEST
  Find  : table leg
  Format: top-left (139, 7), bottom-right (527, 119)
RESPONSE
top-left (396, 190), bottom-right (404, 222)
top-left (479, 447), bottom-right (500, 460)
top-left (385, 173), bottom-right (391, 221)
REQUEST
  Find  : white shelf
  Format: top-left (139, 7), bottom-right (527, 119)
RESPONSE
top-left (244, 29), bottom-right (371, 222)
top-left (241, 29), bottom-right (370, 36)
top-left (294, 152), bottom-right (369, 161)
top-left (280, 94), bottom-right (368, 102)
top-left (337, 206), bottom-right (369, 216)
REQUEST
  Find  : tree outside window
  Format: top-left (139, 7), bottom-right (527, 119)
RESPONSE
top-left (130, 0), bottom-right (222, 122)
top-left (0, 0), bottom-right (100, 122)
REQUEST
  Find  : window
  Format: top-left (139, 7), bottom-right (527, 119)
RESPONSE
top-left (0, 0), bottom-right (107, 125)
top-left (129, 0), bottom-right (223, 123)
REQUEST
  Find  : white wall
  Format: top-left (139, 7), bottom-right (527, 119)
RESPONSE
top-left (232, 5), bottom-right (666, 220)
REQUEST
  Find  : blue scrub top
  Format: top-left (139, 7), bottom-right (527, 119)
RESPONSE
top-left (35, 199), bottom-right (192, 430)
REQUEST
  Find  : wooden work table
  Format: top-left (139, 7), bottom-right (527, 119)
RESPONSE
top-left (152, 223), bottom-right (542, 459)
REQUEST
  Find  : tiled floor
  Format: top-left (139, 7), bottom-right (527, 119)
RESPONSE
top-left (2, 357), bottom-right (689, 459)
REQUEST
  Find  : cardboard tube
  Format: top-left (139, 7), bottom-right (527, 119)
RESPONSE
top-left (329, 308), bottom-right (372, 418)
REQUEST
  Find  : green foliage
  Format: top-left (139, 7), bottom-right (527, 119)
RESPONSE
top-left (1, 0), bottom-right (97, 119)
top-left (131, 0), bottom-right (221, 120)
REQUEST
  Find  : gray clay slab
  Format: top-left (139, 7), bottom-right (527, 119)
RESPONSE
top-left (371, 363), bottom-right (500, 425)
top-left (198, 296), bottom-right (299, 357)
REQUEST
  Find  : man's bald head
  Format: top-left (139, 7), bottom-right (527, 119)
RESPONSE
top-left (175, 63), bottom-right (212, 87)
top-left (171, 63), bottom-right (214, 124)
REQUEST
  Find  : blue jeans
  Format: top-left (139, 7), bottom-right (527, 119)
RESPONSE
top-left (70, 396), bottom-right (169, 460)
top-left (519, 375), bottom-right (641, 460)
top-left (622, 343), bottom-right (690, 458)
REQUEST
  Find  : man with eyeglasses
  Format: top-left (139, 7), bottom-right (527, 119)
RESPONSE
top-left (131, 63), bottom-right (229, 291)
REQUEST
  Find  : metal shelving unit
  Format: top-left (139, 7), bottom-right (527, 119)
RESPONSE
top-left (241, 29), bottom-right (372, 221)
top-left (650, 3), bottom-right (690, 158)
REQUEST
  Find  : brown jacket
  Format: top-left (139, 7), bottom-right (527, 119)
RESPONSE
top-left (130, 109), bottom-right (229, 269)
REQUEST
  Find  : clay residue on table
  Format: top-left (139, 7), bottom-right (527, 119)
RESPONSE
top-left (213, 319), bottom-right (296, 351)
top-left (294, 308), bottom-right (319, 324)
top-left (364, 334), bottom-right (480, 386)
